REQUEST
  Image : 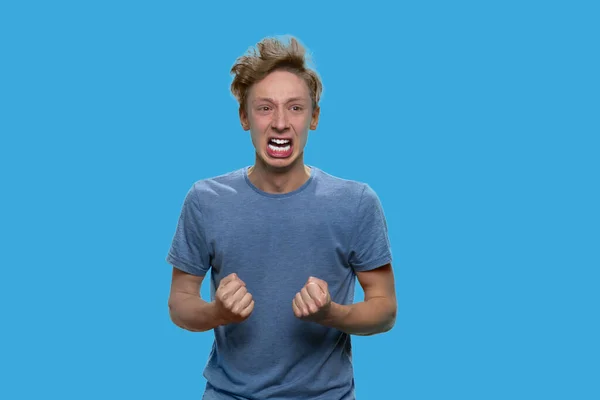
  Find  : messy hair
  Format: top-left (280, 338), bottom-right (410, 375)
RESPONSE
top-left (230, 36), bottom-right (323, 112)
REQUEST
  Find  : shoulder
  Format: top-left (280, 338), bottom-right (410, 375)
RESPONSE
top-left (186, 167), bottom-right (246, 208)
top-left (312, 167), bottom-right (367, 197)
top-left (312, 167), bottom-right (379, 206)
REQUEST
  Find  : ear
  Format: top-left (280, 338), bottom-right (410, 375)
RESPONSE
top-left (239, 106), bottom-right (250, 131)
top-left (310, 106), bottom-right (320, 130)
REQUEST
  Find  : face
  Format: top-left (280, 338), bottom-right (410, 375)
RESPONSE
top-left (240, 70), bottom-right (320, 171)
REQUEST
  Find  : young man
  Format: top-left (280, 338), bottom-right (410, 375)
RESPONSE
top-left (166, 36), bottom-right (397, 400)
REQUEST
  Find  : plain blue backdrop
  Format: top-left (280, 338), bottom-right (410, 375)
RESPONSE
top-left (1, 1), bottom-right (598, 399)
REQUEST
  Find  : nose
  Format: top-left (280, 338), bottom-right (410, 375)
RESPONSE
top-left (271, 108), bottom-right (289, 132)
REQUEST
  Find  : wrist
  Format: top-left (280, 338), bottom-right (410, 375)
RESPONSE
top-left (320, 302), bottom-right (350, 328)
top-left (208, 301), bottom-right (228, 327)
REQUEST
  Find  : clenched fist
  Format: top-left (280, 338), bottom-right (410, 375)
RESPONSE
top-left (292, 276), bottom-right (332, 321)
top-left (214, 273), bottom-right (255, 324)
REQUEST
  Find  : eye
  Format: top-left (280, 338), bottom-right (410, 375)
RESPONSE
top-left (291, 105), bottom-right (303, 111)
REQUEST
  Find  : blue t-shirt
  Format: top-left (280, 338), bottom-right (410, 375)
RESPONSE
top-left (166, 165), bottom-right (393, 400)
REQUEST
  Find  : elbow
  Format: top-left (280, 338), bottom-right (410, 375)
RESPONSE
top-left (360, 302), bottom-right (397, 336)
top-left (168, 301), bottom-right (181, 327)
top-left (167, 298), bottom-right (178, 320)
top-left (380, 301), bottom-right (397, 333)
top-left (383, 314), bottom-right (396, 333)
top-left (168, 300), bottom-right (188, 330)
top-left (167, 298), bottom-right (205, 333)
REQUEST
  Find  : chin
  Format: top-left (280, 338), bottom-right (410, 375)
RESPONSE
top-left (259, 151), bottom-right (299, 170)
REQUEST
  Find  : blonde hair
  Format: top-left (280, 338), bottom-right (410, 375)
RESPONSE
top-left (230, 36), bottom-right (323, 112)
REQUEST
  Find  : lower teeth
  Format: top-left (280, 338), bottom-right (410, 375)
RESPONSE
top-left (269, 145), bottom-right (290, 152)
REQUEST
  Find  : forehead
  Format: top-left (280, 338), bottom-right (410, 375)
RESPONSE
top-left (249, 70), bottom-right (310, 102)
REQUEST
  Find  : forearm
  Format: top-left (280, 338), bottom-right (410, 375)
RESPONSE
top-left (168, 294), bottom-right (224, 332)
top-left (321, 297), bottom-right (396, 336)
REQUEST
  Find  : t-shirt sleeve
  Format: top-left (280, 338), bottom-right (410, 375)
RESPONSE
top-left (166, 185), bottom-right (211, 276)
top-left (348, 184), bottom-right (393, 272)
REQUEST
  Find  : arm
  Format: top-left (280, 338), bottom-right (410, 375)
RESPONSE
top-left (292, 185), bottom-right (396, 335)
top-left (168, 268), bottom-right (255, 332)
top-left (168, 267), bottom-right (223, 332)
top-left (325, 264), bottom-right (397, 335)
top-left (294, 264), bottom-right (397, 336)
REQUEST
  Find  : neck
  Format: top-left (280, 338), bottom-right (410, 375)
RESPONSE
top-left (247, 155), bottom-right (311, 194)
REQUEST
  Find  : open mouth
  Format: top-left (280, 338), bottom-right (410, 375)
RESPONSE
top-left (267, 138), bottom-right (293, 158)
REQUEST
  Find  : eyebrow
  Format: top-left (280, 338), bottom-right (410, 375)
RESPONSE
top-left (253, 97), bottom-right (307, 104)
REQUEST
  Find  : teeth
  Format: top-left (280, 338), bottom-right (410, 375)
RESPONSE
top-left (269, 144), bottom-right (291, 152)
top-left (271, 139), bottom-right (290, 145)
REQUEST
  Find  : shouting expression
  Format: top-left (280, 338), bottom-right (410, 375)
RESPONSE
top-left (240, 70), bottom-right (320, 170)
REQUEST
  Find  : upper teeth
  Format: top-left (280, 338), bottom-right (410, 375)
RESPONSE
top-left (272, 139), bottom-right (290, 144)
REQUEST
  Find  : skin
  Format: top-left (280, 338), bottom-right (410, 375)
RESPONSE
top-left (240, 69), bottom-right (320, 194)
top-left (168, 270), bottom-right (253, 332)
top-left (168, 69), bottom-right (397, 335)
top-left (292, 265), bottom-right (397, 336)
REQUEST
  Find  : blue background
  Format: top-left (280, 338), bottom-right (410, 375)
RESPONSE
top-left (1, 1), bottom-right (598, 399)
